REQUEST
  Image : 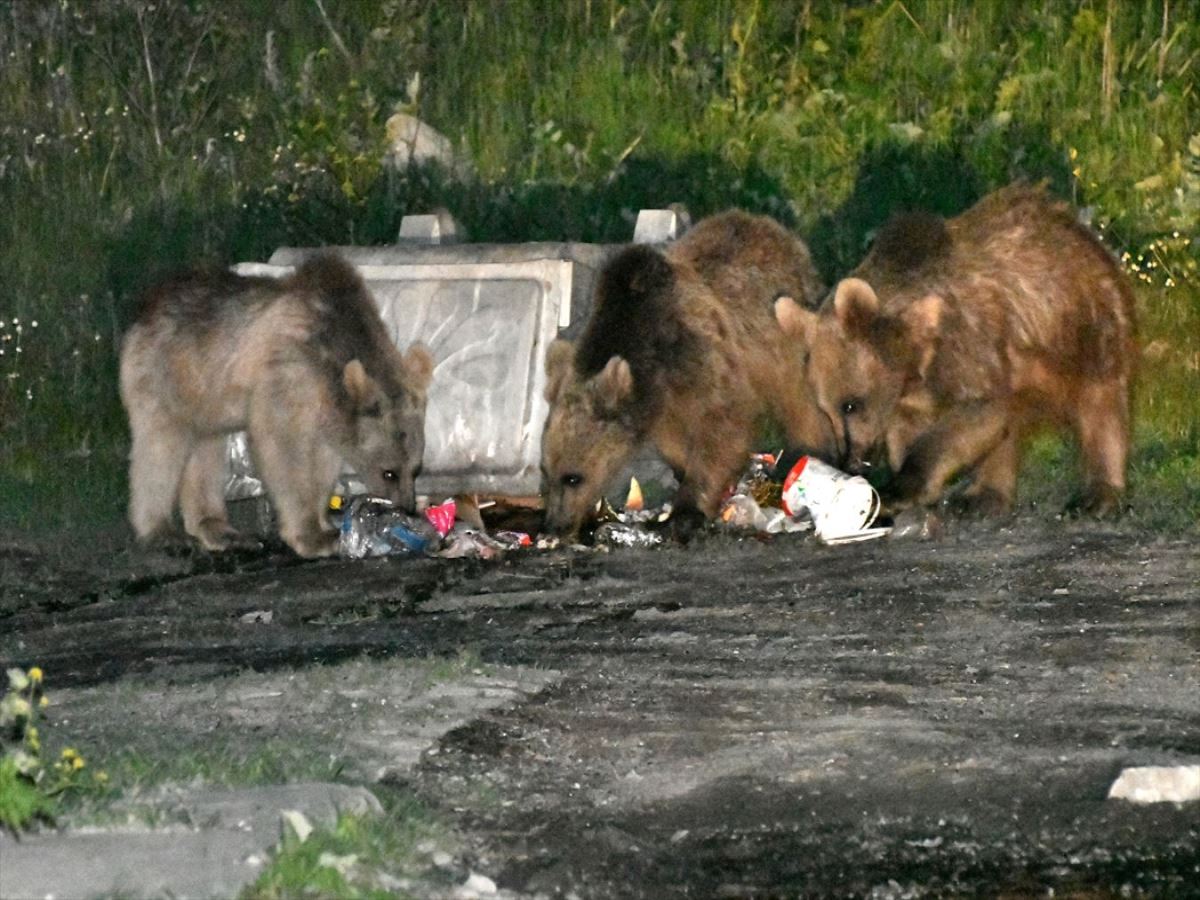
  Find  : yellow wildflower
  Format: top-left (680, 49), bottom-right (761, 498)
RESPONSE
top-left (39, 695), bottom-right (49, 709)
top-left (28, 666), bottom-right (43, 684)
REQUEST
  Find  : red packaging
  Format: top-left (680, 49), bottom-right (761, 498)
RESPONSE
top-left (424, 499), bottom-right (457, 537)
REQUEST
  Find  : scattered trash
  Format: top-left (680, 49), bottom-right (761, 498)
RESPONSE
top-left (624, 476), bottom-right (645, 511)
top-left (492, 530), bottom-right (533, 549)
top-left (338, 497), bottom-right (440, 559)
top-left (780, 455), bottom-right (890, 544)
top-left (721, 492), bottom-right (777, 531)
top-left (720, 492), bottom-right (809, 535)
top-left (437, 522), bottom-right (504, 560)
top-left (337, 452), bottom-right (892, 559)
top-left (424, 499), bottom-right (457, 537)
top-left (239, 610), bottom-right (273, 625)
top-left (1108, 765), bottom-right (1200, 804)
top-left (717, 452), bottom-right (809, 536)
top-left (594, 521), bottom-right (664, 548)
top-left (588, 493), bottom-right (670, 547)
top-left (820, 528), bottom-right (893, 546)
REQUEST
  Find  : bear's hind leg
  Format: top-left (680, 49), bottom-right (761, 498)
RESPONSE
top-left (127, 406), bottom-right (192, 544)
top-left (1071, 378), bottom-right (1129, 517)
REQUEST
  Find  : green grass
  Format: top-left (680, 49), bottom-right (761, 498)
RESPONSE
top-left (242, 797), bottom-right (452, 900)
top-left (0, 754), bottom-right (55, 832)
top-left (96, 743), bottom-right (349, 792)
top-left (1, 0), bottom-right (1197, 531)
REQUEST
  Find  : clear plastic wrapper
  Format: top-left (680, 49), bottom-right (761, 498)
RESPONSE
top-left (338, 497), bottom-right (441, 559)
top-left (720, 493), bottom-right (811, 534)
top-left (436, 522), bottom-right (504, 559)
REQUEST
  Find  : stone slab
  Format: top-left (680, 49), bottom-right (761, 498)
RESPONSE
top-left (0, 783), bottom-right (381, 900)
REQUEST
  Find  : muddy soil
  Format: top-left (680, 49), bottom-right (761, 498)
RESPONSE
top-left (2, 516), bottom-right (1198, 898)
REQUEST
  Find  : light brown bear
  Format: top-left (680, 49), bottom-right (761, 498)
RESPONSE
top-left (775, 183), bottom-right (1137, 516)
top-left (120, 254), bottom-right (434, 557)
top-left (541, 210), bottom-right (829, 539)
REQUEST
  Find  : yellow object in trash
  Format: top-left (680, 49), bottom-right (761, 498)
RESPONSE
top-left (624, 476), bottom-right (644, 511)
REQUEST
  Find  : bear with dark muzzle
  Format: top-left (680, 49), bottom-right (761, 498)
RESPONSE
top-left (776, 183), bottom-right (1137, 517)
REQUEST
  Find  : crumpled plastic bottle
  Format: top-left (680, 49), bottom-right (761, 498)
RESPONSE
top-left (338, 497), bottom-right (441, 559)
top-left (720, 492), bottom-right (813, 534)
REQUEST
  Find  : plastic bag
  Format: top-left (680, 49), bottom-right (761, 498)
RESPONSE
top-left (338, 497), bottom-right (441, 559)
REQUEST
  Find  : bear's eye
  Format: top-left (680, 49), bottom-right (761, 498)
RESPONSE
top-left (840, 398), bottom-right (864, 416)
top-left (561, 473), bottom-right (584, 488)
top-left (381, 469), bottom-right (399, 482)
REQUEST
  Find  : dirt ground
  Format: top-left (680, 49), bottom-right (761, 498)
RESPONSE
top-left (2, 513), bottom-right (1199, 898)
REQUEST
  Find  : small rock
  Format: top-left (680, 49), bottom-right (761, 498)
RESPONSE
top-left (889, 507), bottom-right (942, 541)
top-left (385, 112), bottom-right (467, 175)
top-left (377, 872), bottom-right (412, 892)
top-left (432, 850), bottom-right (455, 869)
top-left (455, 871), bottom-right (498, 897)
top-left (1108, 765), bottom-right (1200, 803)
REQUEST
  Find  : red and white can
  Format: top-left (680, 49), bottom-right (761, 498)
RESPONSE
top-left (781, 456), bottom-right (881, 540)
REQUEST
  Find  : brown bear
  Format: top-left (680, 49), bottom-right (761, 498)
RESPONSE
top-left (540, 209), bottom-right (829, 539)
top-left (775, 183), bottom-right (1137, 516)
top-left (120, 254), bottom-right (434, 557)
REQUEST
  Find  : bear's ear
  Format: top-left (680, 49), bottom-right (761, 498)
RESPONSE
top-left (343, 358), bottom-right (382, 411)
top-left (900, 293), bottom-right (943, 379)
top-left (774, 295), bottom-right (819, 344)
top-left (588, 355), bottom-right (634, 418)
top-left (544, 339), bottom-right (576, 403)
top-left (832, 278), bottom-right (880, 335)
top-left (402, 342), bottom-right (435, 392)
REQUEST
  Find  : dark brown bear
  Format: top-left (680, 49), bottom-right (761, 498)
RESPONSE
top-left (540, 209), bottom-right (829, 538)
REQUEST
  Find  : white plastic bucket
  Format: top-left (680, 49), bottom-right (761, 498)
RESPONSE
top-left (781, 456), bottom-right (883, 541)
